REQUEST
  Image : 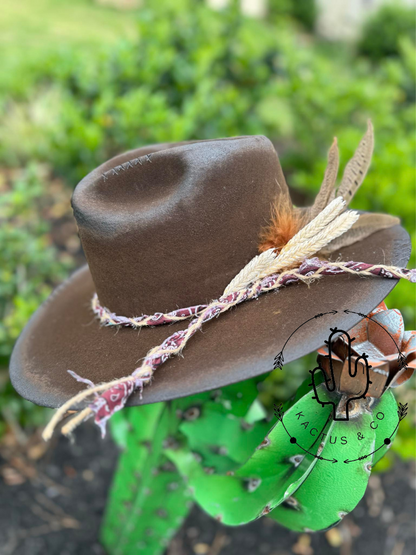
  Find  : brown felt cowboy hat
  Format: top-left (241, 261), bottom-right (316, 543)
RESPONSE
top-left (10, 132), bottom-right (411, 410)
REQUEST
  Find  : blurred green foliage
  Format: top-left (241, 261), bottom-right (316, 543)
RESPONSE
top-left (0, 0), bottom-right (414, 457)
top-left (269, 0), bottom-right (317, 31)
top-left (358, 3), bottom-right (416, 61)
top-left (1, 0), bottom-right (414, 318)
top-left (0, 166), bottom-right (72, 356)
top-left (0, 166), bottom-right (72, 429)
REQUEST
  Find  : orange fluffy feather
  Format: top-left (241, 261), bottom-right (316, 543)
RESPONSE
top-left (258, 203), bottom-right (303, 254)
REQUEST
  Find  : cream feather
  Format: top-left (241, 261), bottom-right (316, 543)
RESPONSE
top-left (336, 120), bottom-right (374, 203)
top-left (304, 137), bottom-right (339, 224)
top-left (320, 212), bottom-right (400, 255)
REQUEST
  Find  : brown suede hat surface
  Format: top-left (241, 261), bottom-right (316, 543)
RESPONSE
top-left (10, 136), bottom-right (411, 409)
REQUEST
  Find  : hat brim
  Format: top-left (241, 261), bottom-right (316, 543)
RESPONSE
top-left (10, 223), bottom-right (410, 409)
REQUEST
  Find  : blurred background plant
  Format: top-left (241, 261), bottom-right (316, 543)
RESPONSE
top-left (0, 0), bottom-right (414, 465)
top-left (358, 2), bottom-right (416, 60)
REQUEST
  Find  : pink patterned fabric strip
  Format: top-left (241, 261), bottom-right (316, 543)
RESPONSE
top-left (71, 258), bottom-right (416, 436)
top-left (91, 297), bottom-right (208, 328)
top-left (92, 259), bottom-right (416, 329)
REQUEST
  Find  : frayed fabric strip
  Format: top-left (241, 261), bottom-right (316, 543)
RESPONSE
top-left (54, 257), bottom-right (416, 439)
top-left (91, 294), bottom-right (208, 328)
top-left (91, 258), bottom-right (416, 329)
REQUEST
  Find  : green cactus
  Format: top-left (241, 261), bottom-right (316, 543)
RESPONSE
top-left (168, 376), bottom-right (399, 531)
top-left (101, 370), bottom-right (400, 553)
top-left (268, 412), bottom-right (376, 531)
top-left (101, 403), bottom-right (192, 555)
top-left (370, 389), bottom-right (399, 467)
top-left (268, 389), bottom-right (398, 531)
top-left (167, 382), bottom-right (335, 525)
top-left (171, 378), bottom-right (269, 472)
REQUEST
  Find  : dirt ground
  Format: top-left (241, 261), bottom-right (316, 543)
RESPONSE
top-left (0, 423), bottom-right (414, 555)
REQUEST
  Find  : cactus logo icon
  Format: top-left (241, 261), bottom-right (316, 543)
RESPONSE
top-left (310, 327), bottom-right (371, 422)
top-left (273, 307), bottom-right (410, 465)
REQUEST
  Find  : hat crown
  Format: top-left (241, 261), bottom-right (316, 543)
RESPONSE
top-left (72, 136), bottom-right (283, 315)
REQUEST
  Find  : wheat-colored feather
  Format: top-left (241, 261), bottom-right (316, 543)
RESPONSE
top-left (224, 249), bottom-right (277, 295)
top-left (285, 197), bottom-right (346, 247)
top-left (337, 120), bottom-right (374, 203)
top-left (304, 137), bottom-right (340, 224)
top-left (229, 198), bottom-right (352, 293)
top-left (269, 209), bottom-right (359, 273)
top-left (320, 212), bottom-right (400, 255)
top-left (258, 122), bottom-right (379, 262)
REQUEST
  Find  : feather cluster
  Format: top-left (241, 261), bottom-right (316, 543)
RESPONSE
top-left (259, 121), bottom-right (400, 256)
top-left (224, 197), bottom-right (359, 295)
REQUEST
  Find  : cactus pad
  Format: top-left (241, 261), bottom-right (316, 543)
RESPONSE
top-left (168, 383), bottom-right (335, 525)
